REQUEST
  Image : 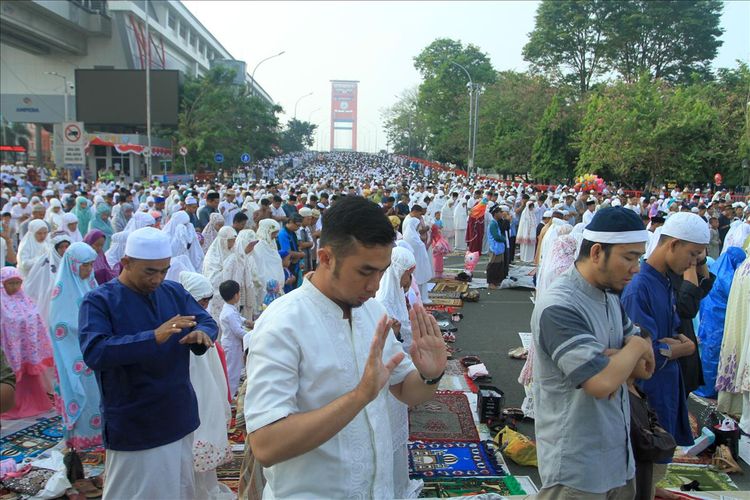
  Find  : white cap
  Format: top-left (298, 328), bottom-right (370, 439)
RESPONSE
top-left (298, 207), bottom-right (313, 217)
top-left (125, 227), bottom-right (172, 260)
top-left (185, 196), bottom-right (197, 205)
top-left (661, 212), bottom-right (710, 245)
top-left (543, 210), bottom-right (553, 218)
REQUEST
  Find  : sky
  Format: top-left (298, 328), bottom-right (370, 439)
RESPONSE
top-left (183, 0), bottom-right (750, 153)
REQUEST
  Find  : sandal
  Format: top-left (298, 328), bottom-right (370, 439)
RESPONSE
top-left (711, 445), bottom-right (742, 474)
top-left (461, 355), bottom-right (481, 368)
top-left (508, 346), bottom-right (528, 359)
top-left (90, 474), bottom-right (104, 489)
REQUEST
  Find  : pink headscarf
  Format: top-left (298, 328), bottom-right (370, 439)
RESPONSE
top-left (0, 266), bottom-right (54, 378)
top-left (83, 230), bottom-right (118, 285)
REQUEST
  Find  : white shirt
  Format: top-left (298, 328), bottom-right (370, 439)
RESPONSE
top-left (220, 302), bottom-right (246, 351)
top-left (245, 278), bottom-right (415, 499)
top-left (270, 205), bottom-right (286, 220)
top-left (582, 208), bottom-right (596, 226)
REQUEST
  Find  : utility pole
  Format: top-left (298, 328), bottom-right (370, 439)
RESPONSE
top-left (472, 84), bottom-right (480, 175)
top-left (145, 0), bottom-right (152, 180)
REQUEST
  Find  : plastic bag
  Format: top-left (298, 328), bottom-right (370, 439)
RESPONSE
top-left (494, 425), bottom-right (538, 467)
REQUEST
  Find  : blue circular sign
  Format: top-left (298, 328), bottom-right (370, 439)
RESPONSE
top-left (240, 153), bottom-right (251, 163)
top-left (214, 153), bottom-right (224, 163)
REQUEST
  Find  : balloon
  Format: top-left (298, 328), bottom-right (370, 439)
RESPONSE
top-left (714, 173), bottom-right (723, 185)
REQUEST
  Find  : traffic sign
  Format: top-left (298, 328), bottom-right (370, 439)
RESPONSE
top-left (214, 153), bottom-right (224, 163)
top-left (240, 152), bottom-right (251, 163)
top-left (179, 146), bottom-right (188, 156)
top-left (62, 121), bottom-right (85, 169)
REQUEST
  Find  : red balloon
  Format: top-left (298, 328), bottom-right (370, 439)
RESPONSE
top-left (714, 173), bottom-right (723, 185)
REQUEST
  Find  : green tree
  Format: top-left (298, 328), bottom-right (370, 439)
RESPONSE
top-left (474, 71), bottom-right (553, 175)
top-left (577, 77), bottom-right (717, 187)
top-left (523, 0), bottom-right (615, 93)
top-left (175, 67), bottom-right (281, 171)
top-left (413, 38), bottom-right (495, 164)
top-left (382, 87), bottom-right (428, 157)
top-left (531, 95), bottom-right (578, 182)
top-left (279, 119), bottom-right (317, 153)
top-left (605, 0), bottom-right (723, 83)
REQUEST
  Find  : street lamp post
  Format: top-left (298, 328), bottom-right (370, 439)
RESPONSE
top-left (251, 51), bottom-right (285, 98)
top-left (471, 84), bottom-right (482, 174)
top-left (293, 92), bottom-right (313, 120)
top-left (46, 72), bottom-right (69, 122)
top-left (307, 108), bottom-right (321, 122)
top-left (449, 61), bottom-right (474, 176)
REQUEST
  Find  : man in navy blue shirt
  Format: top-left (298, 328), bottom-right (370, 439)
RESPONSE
top-left (79, 227), bottom-right (217, 499)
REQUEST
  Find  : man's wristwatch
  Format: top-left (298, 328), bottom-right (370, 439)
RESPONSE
top-left (419, 370), bottom-right (445, 385)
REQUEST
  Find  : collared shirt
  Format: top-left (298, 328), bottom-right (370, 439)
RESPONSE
top-left (532, 265), bottom-right (636, 493)
top-left (244, 278), bottom-right (415, 499)
top-left (79, 280), bottom-right (218, 451)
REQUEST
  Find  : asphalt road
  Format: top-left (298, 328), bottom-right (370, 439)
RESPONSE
top-left (443, 253), bottom-right (750, 491)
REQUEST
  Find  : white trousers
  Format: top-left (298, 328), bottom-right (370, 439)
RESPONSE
top-left (454, 229), bottom-right (467, 251)
top-left (103, 433), bottom-right (195, 500)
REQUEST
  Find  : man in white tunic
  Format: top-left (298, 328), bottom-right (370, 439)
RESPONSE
top-left (244, 195), bottom-right (448, 499)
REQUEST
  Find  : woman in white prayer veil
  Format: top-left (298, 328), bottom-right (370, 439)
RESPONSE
top-left (17, 220), bottom-right (50, 277)
top-left (24, 232), bottom-right (71, 321)
top-left (721, 216), bottom-right (750, 255)
top-left (222, 229), bottom-right (264, 319)
top-left (122, 211), bottom-right (156, 234)
top-left (517, 201), bottom-right (538, 263)
top-left (162, 210), bottom-right (204, 271)
top-left (202, 226), bottom-right (237, 322)
top-left (453, 195), bottom-right (469, 251)
top-left (254, 218), bottom-right (286, 296)
top-left (44, 198), bottom-right (64, 232)
top-left (177, 271), bottom-right (234, 500)
top-left (402, 217), bottom-right (433, 302)
top-left (201, 213), bottom-right (224, 252)
top-left (241, 197), bottom-right (260, 230)
top-left (61, 212), bottom-right (83, 244)
top-left (535, 226), bottom-right (575, 298)
top-left (375, 245), bottom-right (421, 499)
top-left (644, 226), bottom-right (664, 260)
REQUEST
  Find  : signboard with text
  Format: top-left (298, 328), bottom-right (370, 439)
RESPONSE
top-left (63, 121), bottom-right (86, 169)
top-left (330, 80), bottom-right (359, 151)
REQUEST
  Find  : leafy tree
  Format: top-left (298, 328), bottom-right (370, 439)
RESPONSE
top-left (577, 77), bottom-right (717, 187)
top-left (605, 0), bottom-right (723, 83)
top-left (474, 71), bottom-right (553, 175)
top-left (175, 67), bottom-right (281, 171)
top-left (413, 38), bottom-right (495, 164)
top-left (382, 87), bottom-right (428, 157)
top-left (523, 0), bottom-right (615, 93)
top-left (279, 119), bottom-right (317, 153)
top-left (531, 95), bottom-right (578, 182)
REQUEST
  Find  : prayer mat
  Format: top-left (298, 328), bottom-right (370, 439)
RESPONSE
top-left (216, 450), bottom-right (244, 494)
top-left (428, 298), bottom-right (463, 307)
top-left (430, 282), bottom-right (469, 294)
top-left (438, 375), bottom-right (472, 393)
top-left (444, 359), bottom-right (465, 377)
top-left (409, 391), bottom-right (479, 442)
top-left (423, 304), bottom-right (460, 314)
top-left (656, 464), bottom-right (738, 491)
top-left (228, 416), bottom-right (246, 446)
top-left (408, 441), bottom-right (504, 478)
top-left (0, 416), bottom-right (63, 463)
top-left (419, 476), bottom-right (525, 497)
top-left (429, 291), bottom-right (463, 299)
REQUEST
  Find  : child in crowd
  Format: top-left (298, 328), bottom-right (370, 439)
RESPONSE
top-left (280, 250), bottom-right (296, 294)
top-left (431, 211), bottom-right (451, 277)
top-left (708, 216), bottom-right (721, 259)
top-left (219, 280), bottom-right (252, 398)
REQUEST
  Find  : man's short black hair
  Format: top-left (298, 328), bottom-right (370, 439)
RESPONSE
top-left (233, 212), bottom-right (249, 224)
top-left (219, 280), bottom-right (240, 301)
top-left (320, 196), bottom-right (395, 258)
top-left (273, 195), bottom-right (283, 203)
top-left (575, 239), bottom-right (614, 264)
top-left (207, 192), bottom-right (220, 201)
top-left (289, 213), bottom-right (304, 224)
top-left (260, 198), bottom-right (271, 207)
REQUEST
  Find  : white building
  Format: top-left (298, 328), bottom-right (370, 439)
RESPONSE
top-left (1, 0), bottom-right (273, 181)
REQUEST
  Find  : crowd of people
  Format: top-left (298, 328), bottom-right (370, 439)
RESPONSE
top-left (0, 151), bottom-right (749, 499)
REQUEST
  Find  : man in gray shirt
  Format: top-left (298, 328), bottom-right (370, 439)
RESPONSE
top-left (533, 207), bottom-right (655, 499)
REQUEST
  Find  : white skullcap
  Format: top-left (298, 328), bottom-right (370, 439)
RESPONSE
top-left (185, 196), bottom-right (197, 205)
top-left (298, 207), bottom-right (313, 217)
top-left (543, 210), bottom-right (553, 218)
top-left (125, 227), bottom-right (172, 260)
top-left (19, 197), bottom-right (28, 203)
top-left (178, 271), bottom-right (213, 300)
top-left (661, 212), bottom-right (710, 245)
top-left (611, 198), bottom-right (622, 207)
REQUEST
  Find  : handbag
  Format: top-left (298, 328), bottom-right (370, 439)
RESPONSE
top-left (630, 391), bottom-right (676, 462)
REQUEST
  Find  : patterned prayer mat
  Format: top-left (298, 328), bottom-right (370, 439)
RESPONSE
top-left (430, 282), bottom-right (469, 294)
top-left (419, 476), bottom-right (525, 497)
top-left (408, 441), bottom-right (504, 479)
top-left (0, 416), bottom-right (63, 463)
top-left (428, 298), bottom-right (463, 307)
top-left (409, 391), bottom-right (479, 442)
top-left (216, 450), bottom-right (244, 494)
top-left (656, 464), bottom-right (738, 491)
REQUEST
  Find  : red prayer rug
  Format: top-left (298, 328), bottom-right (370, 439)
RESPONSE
top-left (409, 391), bottom-right (480, 442)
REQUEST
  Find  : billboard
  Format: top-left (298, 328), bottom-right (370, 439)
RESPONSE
top-left (330, 80), bottom-right (358, 151)
top-left (75, 69), bottom-right (179, 126)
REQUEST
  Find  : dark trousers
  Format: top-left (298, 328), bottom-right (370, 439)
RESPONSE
top-left (486, 251), bottom-right (506, 285)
